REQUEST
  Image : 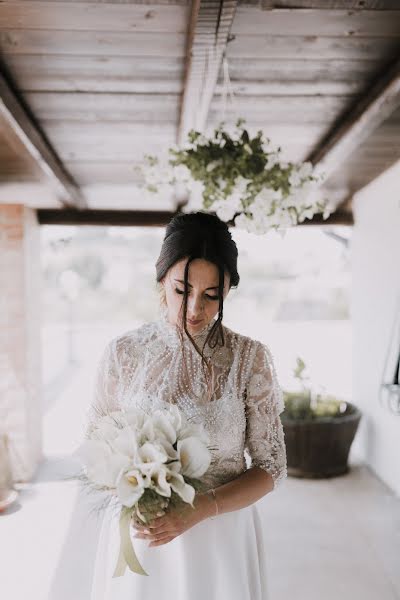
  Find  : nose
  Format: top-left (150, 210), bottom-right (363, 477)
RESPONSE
top-left (187, 294), bottom-right (204, 319)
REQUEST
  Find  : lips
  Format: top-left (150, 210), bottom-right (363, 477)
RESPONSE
top-left (188, 318), bottom-right (203, 325)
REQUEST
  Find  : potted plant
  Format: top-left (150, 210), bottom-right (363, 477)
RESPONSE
top-left (281, 357), bottom-right (361, 478)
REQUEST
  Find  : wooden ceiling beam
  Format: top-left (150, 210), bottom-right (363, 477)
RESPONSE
top-left (178, 0), bottom-right (238, 145)
top-left (36, 208), bottom-right (353, 227)
top-left (0, 69), bottom-right (86, 209)
top-left (307, 54), bottom-right (400, 182)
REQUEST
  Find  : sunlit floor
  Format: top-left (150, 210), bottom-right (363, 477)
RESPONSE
top-left (1, 337), bottom-right (399, 600)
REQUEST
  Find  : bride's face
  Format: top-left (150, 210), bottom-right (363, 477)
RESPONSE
top-left (162, 258), bottom-right (230, 331)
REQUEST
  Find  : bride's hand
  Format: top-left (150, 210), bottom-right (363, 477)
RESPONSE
top-left (131, 506), bottom-right (166, 529)
top-left (132, 495), bottom-right (211, 547)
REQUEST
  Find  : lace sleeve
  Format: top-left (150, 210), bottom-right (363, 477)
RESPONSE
top-left (83, 339), bottom-right (121, 440)
top-left (244, 340), bottom-right (287, 490)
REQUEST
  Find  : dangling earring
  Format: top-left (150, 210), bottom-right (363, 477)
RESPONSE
top-left (158, 282), bottom-right (167, 317)
top-left (161, 286), bottom-right (166, 306)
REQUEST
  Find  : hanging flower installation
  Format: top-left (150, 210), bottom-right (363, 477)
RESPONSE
top-left (137, 118), bottom-right (333, 235)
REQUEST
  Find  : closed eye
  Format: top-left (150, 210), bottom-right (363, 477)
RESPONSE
top-left (174, 288), bottom-right (219, 300)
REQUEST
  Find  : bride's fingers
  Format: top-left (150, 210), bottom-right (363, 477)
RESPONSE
top-left (148, 535), bottom-right (175, 547)
top-left (134, 523), bottom-right (175, 538)
top-left (134, 529), bottom-right (173, 540)
top-left (131, 511), bottom-right (165, 530)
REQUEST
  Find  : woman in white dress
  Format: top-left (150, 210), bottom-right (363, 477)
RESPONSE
top-left (85, 211), bottom-right (287, 600)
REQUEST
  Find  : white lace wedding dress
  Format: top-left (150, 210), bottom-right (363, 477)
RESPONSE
top-left (84, 308), bottom-right (287, 600)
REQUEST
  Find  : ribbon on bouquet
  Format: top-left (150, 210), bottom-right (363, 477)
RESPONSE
top-left (112, 506), bottom-right (149, 578)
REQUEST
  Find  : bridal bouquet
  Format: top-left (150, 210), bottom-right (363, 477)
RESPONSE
top-left (74, 403), bottom-right (212, 577)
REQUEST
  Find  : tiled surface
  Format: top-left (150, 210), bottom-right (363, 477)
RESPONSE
top-left (262, 463), bottom-right (400, 600)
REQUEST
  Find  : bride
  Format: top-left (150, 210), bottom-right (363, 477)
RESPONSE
top-left (85, 210), bottom-right (287, 599)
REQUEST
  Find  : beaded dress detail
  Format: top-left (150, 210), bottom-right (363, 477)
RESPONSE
top-left (85, 306), bottom-right (287, 491)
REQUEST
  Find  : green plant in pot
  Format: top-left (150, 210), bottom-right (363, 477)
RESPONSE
top-left (281, 357), bottom-right (361, 478)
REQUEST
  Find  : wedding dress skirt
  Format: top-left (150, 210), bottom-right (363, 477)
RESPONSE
top-left (90, 500), bottom-right (270, 600)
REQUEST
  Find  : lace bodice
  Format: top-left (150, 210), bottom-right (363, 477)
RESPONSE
top-left (84, 308), bottom-right (287, 492)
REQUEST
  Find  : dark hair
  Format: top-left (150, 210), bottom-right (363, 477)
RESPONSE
top-left (155, 211), bottom-right (240, 395)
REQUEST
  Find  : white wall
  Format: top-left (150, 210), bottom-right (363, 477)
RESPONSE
top-left (350, 161), bottom-right (400, 497)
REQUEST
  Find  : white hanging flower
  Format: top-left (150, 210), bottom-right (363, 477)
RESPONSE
top-left (265, 151), bottom-right (281, 168)
top-left (213, 191), bottom-right (242, 221)
top-left (297, 161), bottom-right (314, 179)
top-left (172, 164), bottom-right (192, 182)
top-left (234, 175), bottom-right (252, 194)
top-left (323, 204), bottom-right (334, 219)
top-left (138, 119), bottom-right (326, 235)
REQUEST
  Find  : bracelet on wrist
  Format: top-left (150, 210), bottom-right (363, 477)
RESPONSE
top-left (208, 488), bottom-right (219, 520)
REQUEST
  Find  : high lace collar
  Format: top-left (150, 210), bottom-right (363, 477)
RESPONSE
top-left (156, 306), bottom-right (217, 350)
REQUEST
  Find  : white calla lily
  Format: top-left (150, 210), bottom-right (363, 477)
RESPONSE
top-left (177, 437), bottom-right (211, 478)
top-left (145, 463), bottom-right (172, 497)
top-left (90, 420), bottom-right (120, 442)
top-left (124, 407), bottom-right (147, 431)
top-left (110, 426), bottom-right (139, 459)
top-left (138, 441), bottom-right (168, 466)
top-left (178, 422), bottom-right (210, 445)
top-left (116, 467), bottom-right (146, 507)
top-left (164, 403), bottom-right (183, 432)
top-left (158, 437), bottom-right (179, 461)
top-left (167, 470), bottom-right (196, 505)
top-left (75, 439), bottom-right (130, 488)
top-left (152, 411), bottom-right (177, 445)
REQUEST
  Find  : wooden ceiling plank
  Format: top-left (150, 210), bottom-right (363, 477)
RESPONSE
top-left (0, 3), bottom-right (189, 33)
top-left (226, 33), bottom-right (400, 60)
top-left (21, 90), bottom-right (353, 123)
top-left (178, 0), bottom-right (238, 144)
top-left (16, 0), bottom-right (189, 3)
top-left (24, 91), bottom-right (181, 122)
top-left (0, 31), bottom-right (186, 57)
top-left (0, 71), bottom-right (86, 208)
top-left (307, 55), bottom-right (400, 180)
top-left (231, 7), bottom-right (400, 37)
top-left (7, 55), bottom-right (385, 95)
top-left (1, 30), bottom-right (397, 60)
top-left (258, 1), bottom-right (399, 10)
